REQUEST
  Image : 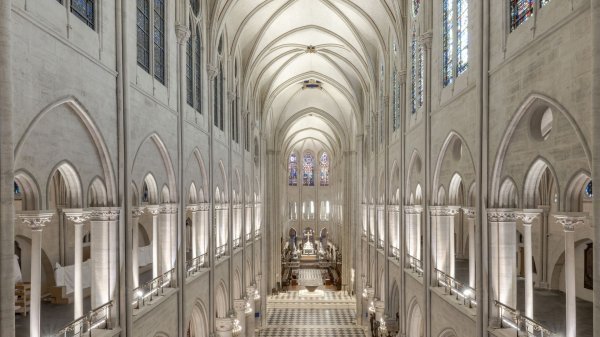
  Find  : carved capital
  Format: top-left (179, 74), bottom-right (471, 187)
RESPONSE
top-left (419, 31), bottom-right (433, 50)
top-left (461, 207), bottom-right (476, 218)
top-left (487, 209), bottom-right (518, 223)
top-left (146, 205), bottom-right (161, 216)
top-left (187, 204), bottom-right (200, 212)
top-left (553, 213), bottom-right (587, 232)
top-left (215, 317), bottom-right (233, 332)
top-left (160, 203), bottom-right (178, 215)
top-left (175, 24), bottom-right (190, 44)
top-left (516, 209), bottom-right (543, 225)
top-left (429, 206), bottom-right (461, 217)
top-left (404, 205), bottom-right (423, 215)
top-left (63, 208), bottom-right (90, 224)
top-left (18, 211), bottom-right (54, 231)
top-left (131, 207), bottom-right (145, 218)
top-left (199, 203), bottom-right (211, 211)
top-left (207, 65), bottom-right (219, 80)
top-left (233, 299), bottom-right (248, 312)
top-left (88, 207), bottom-right (121, 221)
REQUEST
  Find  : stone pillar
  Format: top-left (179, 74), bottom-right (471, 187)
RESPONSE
top-left (233, 299), bottom-right (247, 336)
top-left (462, 207), bottom-right (476, 288)
top-left (405, 206), bottom-right (423, 260)
top-left (199, 204), bottom-right (209, 257)
top-left (147, 205), bottom-right (160, 278)
top-left (553, 213), bottom-right (587, 337)
top-left (516, 210), bottom-right (541, 318)
top-left (216, 317), bottom-right (234, 337)
top-left (88, 208), bottom-right (120, 309)
top-left (488, 209), bottom-right (518, 308)
top-left (245, 286), bottom-right (256, 337)
top-left (17, 211), bottom-right (53, 337)
top-left (131, 207), bottom-right (144, 288)
top-left (63, 209), bottom-right (90, 319)
top-left (187, 205), bottom-right (199, 258)
top-left (363, 287), bottom-right (375, 331)
top-left (159, 204), bottom-right (177, 275)
top-left (430, 206), bottom-right (460, 277)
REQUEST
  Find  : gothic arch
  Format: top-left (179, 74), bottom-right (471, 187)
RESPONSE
top-left (133, 133), bottom-right (178, 203)
top-left (406, 149), bottom-right (423, 204)
top-left (522, 157), bottom-right (559, 209)
top-left (406, 297), bottom-right (423, 337)
top-left (187, 300), bottom-right (209, 337)
top-left (215, 280), bottom-right (228, 318)
top-left (432, 132), bottom-right (476, 205)
top-left (14, 170), bottom-right (40, 211)
top-left (87, 177), bottom-right (108, 207)
top-left (47, 161), bottom-right (83, 208)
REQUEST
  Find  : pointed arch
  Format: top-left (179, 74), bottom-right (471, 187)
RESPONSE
top-left (14, 170), bottom-right (41, 211)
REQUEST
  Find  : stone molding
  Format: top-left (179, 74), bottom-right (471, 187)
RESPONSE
top-left (88, 207), bottom-right (121, 221)
top-left (429, 206), bottom-right (461, 216)
top-left (175, 24), bottom-right (190, 44)
top-left (233, 299), bottom-right (247, 312)
top-left (17, 211), bottom-right (54, 230)
top-left (516, 209), bottom-right (543, 225)
top-left (387, 205), bottom-right (400, 212)
top-left (487, 209), bottom-right (518, 222)
top-left (131, 207), bottom-right (145, 218)
top-left (199, 203), bottom-right (210, 211)
top-left (146, 205), bottom-right (161, 215)
top-left (552, 213), bottom-right (587, 232)
top-left (159, 204), bottom-right (178, 214)
top-left (404, 205), bottom-right (423, 215)
top-left (215, 204), bottom-right (230, 210)
top-left (215, 317), bottom-right (233, 331)
top-left (187, 204), bottom-right (200, 212)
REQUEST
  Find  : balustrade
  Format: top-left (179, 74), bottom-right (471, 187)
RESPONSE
top-left (435, 269), bottom-right (477, 308)
top-left (131, 269), bottom-right (175, 309)
top-left (186, 253), bottom-right (209, 277)
top-left (57, 301), bottom-right (113, 337)
top-left (495, 301), bottom-right (555, 337)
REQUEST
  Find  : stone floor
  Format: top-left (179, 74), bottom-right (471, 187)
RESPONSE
top-left (261, 289), bottom-right (365, 337)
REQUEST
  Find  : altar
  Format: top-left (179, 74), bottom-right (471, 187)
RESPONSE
top-left (302, 240), bottom-right (316, 255)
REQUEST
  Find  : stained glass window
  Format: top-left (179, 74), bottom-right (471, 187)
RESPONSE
top-left (136, 0), bottom-right (150, 70)
top-left (413, 0), bottom-right (420, 17)
top-left (219, 64), bottom-right (224, 130)
top-left (288, 154), bottom-right (298, 186)
top-left (71, 0), bottom-right (95, 29)
top-left (303, 153), bottom-right (315, 186)
top-left (585, 181), bottom-right (593, 198)
top-left (411, 31), bottom-right (418, 114)
top-left (142, 182), bottom-right (149, 203)
top-left (457, 0), bottom-right (469, 75)
top-left (14, 181), bottom-right (20, 196)
top-left (418, 44), bottom-right (424, 109)
top-left (442, 0), bottom-right (454, 86)
top-left (213, 68), bottom-right (219, 127)
top-left (510, 0), bottom-right (534, 31)
top-left (186, 31), bottom-right (193, 106)
top-left (320, 152), bottom-right (330, 186)
top-left (153, 0), bottom-right (166, 84)
top-left (195, 29), bottom-right (202, 113)
top-left (392, 66), bottom-right (400, 131)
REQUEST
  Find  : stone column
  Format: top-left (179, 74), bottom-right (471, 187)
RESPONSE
top-left (488, 209), bottom-right (517, 308)
top-left (363, 287), bottom-right (375, 331)
top-left (233, 299), bottom-right (247, 336)
top-left (131, 207), bottom-right (144, 288)
top-left (216, 317), bottom-right (234, 337)
top-left (147, 205), bottom-right (160, 278)
top-left (199, 204), bottom-right (209, 257)
top-left (88, 208), bottom-right (120, 309)
top-left (516, 210), bottom-right (541, 318)
top-left (187, 205), bottom-right (199, 258)
top-left (405, 206), bottom-right (423, 260)
top-left (430, 206), bottom-right (460, 277)
top-left (553, 213), bottom-right (587, 337)
top-left (246, 286), bottom-right (256, 337)
top-left (63, 209), bottom-right (90, 319)
top-left (159, 204), bottom-right (177, 275)
top-left (17, 211), bottom-right (53, 337)
top-left (462, 207), bottom-right (476, 288)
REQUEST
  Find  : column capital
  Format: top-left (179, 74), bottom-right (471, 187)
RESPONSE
top-left (419, 31), bottom-right (433, 49)
top-left (233, 299), bottom-right (248, 313)
top-left (362, 287), bottom-right (375, 299)
top-left (88, 207), bottom-right (121, 221)
top-left (487, 208), bottom-right (518, 222)
top-left (186, 204), bottom-right (200, 212)
top-left (199, 203), bottom-right (210, 211)
top-left (429, 205), bottom-right (461, 216)
top-left (404, 205), bottom-right (423, 214)
top-left (175, 24), bottom-right (190, 44)
top-left (159, 203), bottom-right (178, 214)
top-left (215, 317), bottom-right (233, 332)
top-left (208, 65), bottom-right (219, 80)
top-left (374, 300), bottom-right (385, 311)
top-left (552, 213), bottom-right (588, 232)
top-left (17, 211), bottom-right (54, 231)
top-left (131, 207), bottom-right (145, 217)
top-left (146, 205), bottom-right (161, 215)
top-left (461, 207), bottom-right (476, 218)
top-left (517, 209), bottom-right (543, 225)
top-left (63, 208), bottom-right (91, 224)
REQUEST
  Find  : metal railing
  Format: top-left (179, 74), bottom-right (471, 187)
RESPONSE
top-left (362, 229), bottom-right (367, 237)
top-left (232, 238), bottom-right (241, 249)
top-left (369, 234), bottom-right (375, 242)
top-left (495, 301), bottom-right (555, 337)
top-left (406, 254), bottom-right (423, 277)
top-left (435, 269), bottom-right (477, 308)
top-left (186, 253), bottom-right (208, 277)
top-left (390, 246), bottom-right (401, 261)
top-left (56, 301), bottom-right (112, 337)
top-left (216, 243), bottom-right (228, 259)
top-left (245, 232), bottom-right (252, 241)
top-left (377, 238), bottom-right (385, 249)
top-left (254, 229), bottom-right (261, 238)
top-left (132, 268), bottom-right (175, 309)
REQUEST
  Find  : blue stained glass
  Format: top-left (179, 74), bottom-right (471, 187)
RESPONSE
top-left (137, 0), bottom-right (150, 70)
top-left (186, 31), bottom-right (193, 106)
top-left (392, 67), bottom-right (400, 131)
top-left (510, 0), bottom-right (534, 32)
top-left (442, 0), bottom-right (454, 86)
top-left (153, 0), bottom-right (165, 83)
top-left (585, 181), bottom-right (592, 198)
top-left (457, 0), bottom-right (469, 75)
top-left (413, 0), bottom-right (420, 17)
top-left (14, 181), bottom-right (20, 195)
top-left (320, 152), bottom-right (330, 186)
top-left (195, 29), bottom-right (202, 113)
top-left (303, 153), bottom-right (315, 187)
top-left (289, 154), bottom-right (298, 186)
top-left (411, 31), bottom-right (418, 114)
top-left (70, 0), bottom-right (94, 29)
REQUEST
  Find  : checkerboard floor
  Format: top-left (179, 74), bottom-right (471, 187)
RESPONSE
top-left (267, 308), bottom-right (355, 325)
top-left (259, 327), bottom-right (366, 337)
top-left (272, 291), bottom-right (354, 301)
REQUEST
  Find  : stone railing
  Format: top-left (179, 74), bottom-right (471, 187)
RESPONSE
top-left (216, 243), bottom-right (228, 259)
top-left (406, 254), bottom-right (423, 277)
top-left (232, 237), bottom-right (241, 249)
top-left (132, 268), bottom-right (175, 309)
top-left (390, 246), bottom-right (401, 261)
top-left (56, 301), bottom-right (113, 336)
top-left (377, 238), bottom-right (384, 249)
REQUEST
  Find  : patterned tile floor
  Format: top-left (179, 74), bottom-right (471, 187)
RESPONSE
top-left (260, 291), bottom-right (365, 337)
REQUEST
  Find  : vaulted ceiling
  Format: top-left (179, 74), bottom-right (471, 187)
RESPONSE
top-left (211, 0), bottom-right (404, 157)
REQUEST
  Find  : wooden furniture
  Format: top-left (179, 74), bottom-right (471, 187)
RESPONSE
top-left (15, 282), bottom-right (31, 316)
